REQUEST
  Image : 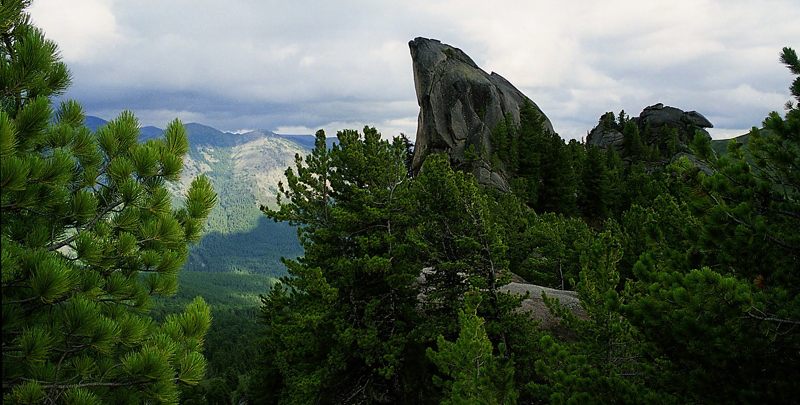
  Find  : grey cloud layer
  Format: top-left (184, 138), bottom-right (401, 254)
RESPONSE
top-left (31, 0), bottom-right (800, 138)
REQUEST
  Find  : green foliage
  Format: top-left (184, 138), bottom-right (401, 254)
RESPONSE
top-left (618, 194), bottom-right (700, 278)
top-left (151, 271), bottom-right (276, 378)
top-left (427, 291), bottom-right (518, 405)
top-left (622, 120), bottom-right (643, 159)
top-left (253, 128), bottom-right (532, 404)
top-left (255, 128), bottom-right (426, 404)
top-left (492, 100), bottom-right (578, 215)
top-left (579, 145), bottom-right (611, 218)
top-left (601, 112), bottom-right (616, 131)
top-left (618, 47), bottom-right (800, 403)
top-left (1, 3), bottom-right (216, 403)
top-left (246, 46), bottom-right (800, 405)
top-left (665, 127), bottom-right (680, 156)
top-left (0, 1), bottom-right (70, 116)
top-left (524, 231), bottom-right (673, 404)
top-left (782, 46), bottom-right (800, 107)
top-left (463, 143), bottom-right (480, 164)
top-left (515, 213), bottom-right (594, 289)
top-left (490, 112), bottom-right (517, 171)
top-left (185, 217), bottom-right (302, 277)
top-left (409, 154), bottom-right (521, 340)
top-left (617, 110), bottom-right (628, 127)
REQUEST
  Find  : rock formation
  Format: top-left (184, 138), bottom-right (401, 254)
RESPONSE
top-left (587, 103), bottom-right (713, 158)
top-left (499, 281), bottom-right (586, 338)
top-left (418, 268), bottom-right (586, 336)
top-left (409, 37), bottom-right (553, 191)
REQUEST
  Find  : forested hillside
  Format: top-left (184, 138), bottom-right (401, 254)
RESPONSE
top-left (150, 271), bottom-right (276, 404)
top-left (86, 117), bottom-right (306, 277)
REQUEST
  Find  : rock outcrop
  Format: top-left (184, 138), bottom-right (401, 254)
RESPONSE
top-left (500, 281), bottom-right (586, 338)
top-left (418, 268), bottom-right (586, 337)
top-left (587, 103), bottom-right (713, 158)
top-left (409, 37), bottom-right (553, 191)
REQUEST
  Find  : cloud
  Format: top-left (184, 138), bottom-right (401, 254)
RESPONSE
top-left (28, 0), bottom-right (800, 141)
top-left (28, 0), bottom-right (121, 62)
top-left (416, 0), bottom-right (798, 137)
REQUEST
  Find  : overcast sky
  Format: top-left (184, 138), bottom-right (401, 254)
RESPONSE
top-left (29, 0), bottom-right (800, 140)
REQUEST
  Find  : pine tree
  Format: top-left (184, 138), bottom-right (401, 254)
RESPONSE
top-left (622, 47), bottom-right (800, 403)
top-left (257, 128), bottom-right (426, 404)
top-left (622, 120), bottom-right (643, 159)
top-left (517, 213), bottom-right (594, 290)
top-left (525, 231), bottom-right (671, 404)
top-left (579, 145), bottom-right (611, 218)
top-left (508, 100), bottom-right (577, 215)
top-left (409, 154), bottom-right (523, 343)
top-left (1, 3), bottom-right (217, 403)
top-left (426, 291), bottom-right (518, 405)
top-left (491, 112), bottom-right (517, 172)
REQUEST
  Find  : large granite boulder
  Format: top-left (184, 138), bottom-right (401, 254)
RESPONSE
top-left (587, 103), bottom-right (713, 160)
top-left (409, 37), bottom-right (553, 191)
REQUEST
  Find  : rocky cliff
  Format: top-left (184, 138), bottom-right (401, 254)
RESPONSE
top-left (587, 103), bottom-right (713, 158)
top-left (409, 37), bottom-right (553, 191)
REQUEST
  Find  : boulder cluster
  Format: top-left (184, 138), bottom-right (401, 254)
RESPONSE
top-left (586, 103), bottom-right (714, 157)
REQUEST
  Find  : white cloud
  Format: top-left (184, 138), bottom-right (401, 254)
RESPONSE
top-left (707, 128), bottom-right (751, 140)
top-left (28, 0), bottom-right (121, 62)
top-left (275, 125), bottom-right (318, 135)
top-left (28, 0), bottom-right (800, 140)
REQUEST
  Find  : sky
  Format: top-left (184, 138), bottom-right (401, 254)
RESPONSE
top-left (28, 0), bottom-right (800, 140)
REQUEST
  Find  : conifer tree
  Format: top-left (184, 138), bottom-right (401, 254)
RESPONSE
top-left (622, 47), bottom-right (800, 403)
top-left (579, 145), bottom-right (611, 218)
top-left (408, 154), bottom-right (524, 345)
top-left (257, 128), bottom-right (426, 404)
top-left (522, 230), bottom-right (671, 404)
top-left (426, 291), bottom-right (518, 405)
top-left (1, 2), bottom-right (216, 403)
top-left (622, 120), bottom-right (643, 159)
top-left (516, 213), bottom-right (593, 289)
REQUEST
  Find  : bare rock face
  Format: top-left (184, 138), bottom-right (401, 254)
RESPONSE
top-left (409, 37), bottom-right (553, 191)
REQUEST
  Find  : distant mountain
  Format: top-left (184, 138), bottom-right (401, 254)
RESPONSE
top-left (710, 132), bottom-right (750, 156)
top-left (140, 126), bottom-right (164, 140)
top-left (277, 134), bottom-right (318, 148)
top-left (276, 134), bottom-right (337, 149)
top-left (176, 129), bottom-right (308, 277)
top-left (84, 115), bottom-right (108, 132)
top-left (83, 116), bottom-right (311, 277)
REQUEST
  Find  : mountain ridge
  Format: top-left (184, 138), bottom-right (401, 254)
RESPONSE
top-left (83, 116), bottom-right (308, 277)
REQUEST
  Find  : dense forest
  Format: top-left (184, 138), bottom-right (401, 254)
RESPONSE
top-left (2, 1), bottom-right (799, 404)
top-left (247, 71), bottom-right (800, 403)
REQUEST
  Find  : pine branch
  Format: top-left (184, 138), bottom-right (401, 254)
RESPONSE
top-left (746, 307), bottom-right (800, 326)
top-left (45, 199), bottom-right (122, 252)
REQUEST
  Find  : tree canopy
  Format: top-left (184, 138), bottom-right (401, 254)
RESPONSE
top-left (1, 2), bottom-right (217, 403)
top-left (249, 46), bottom-right (800, 405)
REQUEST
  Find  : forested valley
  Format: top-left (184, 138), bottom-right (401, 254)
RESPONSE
top-left (2, 1), bottom-right (799, 404)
